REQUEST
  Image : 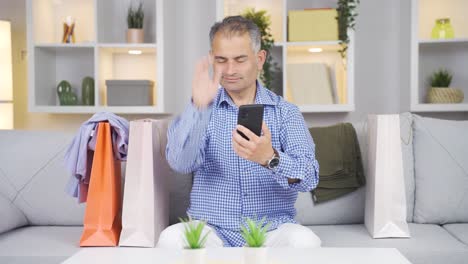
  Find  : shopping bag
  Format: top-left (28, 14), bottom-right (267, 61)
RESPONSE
top-left (80, 122), bottom-right (122, 246)
top-left (119, 119), bottom-right (170, 247)
top-left (364, 115), bottom-right (410, 238)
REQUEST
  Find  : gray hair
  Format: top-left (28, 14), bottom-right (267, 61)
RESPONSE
top-left (209, 16), bottom-right (261, 53)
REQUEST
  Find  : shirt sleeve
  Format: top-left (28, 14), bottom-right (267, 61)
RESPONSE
top-left (165, 102), bottom-right (213, 174)
top-left (270, 104), bottom-right (320, 192)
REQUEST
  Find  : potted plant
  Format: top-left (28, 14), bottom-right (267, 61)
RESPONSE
top-left (241, 8), bottom-right (282, 95)
top-left (240, 217), bottom-right (271, 264)
top-left (336, 0), bottom-right (360, 59)
top-left (127, 2), bottom-right (144, 43)
top-left (180, 217), bottom-right (209, 264)
top-left (427, 69), bottom-right (464, 103)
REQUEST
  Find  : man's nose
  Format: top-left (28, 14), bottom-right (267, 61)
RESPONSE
top-left (224, 61), bottom-right (236, 75)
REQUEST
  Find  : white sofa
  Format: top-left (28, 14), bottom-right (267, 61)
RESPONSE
top-left (0, 113), bottom-right (467, 264)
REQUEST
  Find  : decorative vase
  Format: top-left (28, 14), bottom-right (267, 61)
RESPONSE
top-left (426, 87), bottom-right (464, 103)
top-left (183, 248), bottom-right (206, 264)
top-left (127, 29), bottom-right (144, 43)
top-left (81, 76), bottom-right (95, 105)
top-left (243, 247), bottom-right (268, 264)
top-left (431, 18), bottom-right (455, 39)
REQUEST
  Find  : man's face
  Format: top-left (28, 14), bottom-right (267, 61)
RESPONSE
top-left (211, 32), bottom-right (265, 93)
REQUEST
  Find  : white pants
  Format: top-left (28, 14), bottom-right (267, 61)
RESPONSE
top-left (157, 222), bottom-right (321, 248)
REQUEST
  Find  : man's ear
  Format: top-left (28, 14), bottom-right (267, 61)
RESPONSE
top-left (257, 50), bottom-right (267, 70)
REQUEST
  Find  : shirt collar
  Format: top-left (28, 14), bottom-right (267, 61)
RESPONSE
top-left (216, 81), bottom-right (277, 108)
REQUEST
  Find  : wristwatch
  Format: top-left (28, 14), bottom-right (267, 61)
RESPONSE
top-left (265, 148), bottom-right (280, 171)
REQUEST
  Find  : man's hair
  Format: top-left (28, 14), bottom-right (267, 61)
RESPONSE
top-left (209, 16), bottom-right (261, 53)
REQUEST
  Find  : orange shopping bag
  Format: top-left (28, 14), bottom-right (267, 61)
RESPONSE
top-left (80, 122), bottom-right (122, 246)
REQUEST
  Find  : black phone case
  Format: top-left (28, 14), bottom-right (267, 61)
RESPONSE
top-left (237, 104), bottom-right (264, 141)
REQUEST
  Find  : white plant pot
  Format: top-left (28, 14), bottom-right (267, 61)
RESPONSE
top-left (183, 248), bottom-right (206, 264)
top-left (243, 246), bottom-right (268, 264)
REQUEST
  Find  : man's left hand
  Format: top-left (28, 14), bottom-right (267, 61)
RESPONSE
top-left (232, 121), bottom-right (274, 166)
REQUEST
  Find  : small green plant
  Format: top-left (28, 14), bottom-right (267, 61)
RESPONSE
top-left (241, 8), bottom-right (282, 94)
top-left (336, 0), bottom-right (360, 59)
top-left (179, 217), bottom-right (210, 249)
top-left (430, 69), bottom-right (453, 87)
top-left (240, 216), bottom-right (271, 248)
top-left (127, 2), bottom-right (144, 29)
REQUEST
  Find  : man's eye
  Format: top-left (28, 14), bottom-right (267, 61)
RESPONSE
top-left (216, 59), bottom-right (226, 63)
top-left (236, 58), bottom-right (246, 63)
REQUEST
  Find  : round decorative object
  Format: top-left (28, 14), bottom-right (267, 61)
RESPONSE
top-left (426, 87), bottom-right (464, 103)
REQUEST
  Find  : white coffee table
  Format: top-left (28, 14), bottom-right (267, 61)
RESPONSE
top-left (62, 247), bottom-right (412, 264)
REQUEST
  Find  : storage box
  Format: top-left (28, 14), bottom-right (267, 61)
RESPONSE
top-left (106, 80), bottom-right (154, 106)
top-left (288, 9), bottom-right (338, 42)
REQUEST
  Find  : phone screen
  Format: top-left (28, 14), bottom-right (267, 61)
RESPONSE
top-left (237, 104), bottom-right (264, 141)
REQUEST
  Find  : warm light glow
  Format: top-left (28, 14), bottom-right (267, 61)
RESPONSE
top-left (0, 20), bottom-right (13, 101)
top-left (308, 48), bottom-right (323, 53)
top-left (128, 49), bottom-right (142, 55)
top-left (0, 103), bottom-right (13, 129)
top-left (0, 20), bottom-right (13, 129)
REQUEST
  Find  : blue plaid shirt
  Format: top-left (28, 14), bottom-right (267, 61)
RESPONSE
top-left (166, 82), bottom-right (319, 247)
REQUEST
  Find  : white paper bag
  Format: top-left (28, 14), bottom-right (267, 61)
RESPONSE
top-left (365, 115), bottom-right (410, 238)
top-left (119, 119), bottom-right (170, 247)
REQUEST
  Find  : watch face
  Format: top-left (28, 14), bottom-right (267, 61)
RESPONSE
top-left (268, 157), bottom-right (280, 169)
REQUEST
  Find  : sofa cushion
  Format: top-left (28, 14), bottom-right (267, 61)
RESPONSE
top-left (295, 187), bottom-right (365, 225)
top-left (0, 226), bottom-right (81, 263)
top-left (0, 130), bottom-right (85, 226)
top-left (444, 224), bottom-right (468, 245)
top-left (309, 223), bottom-right (468, 264)
top-left (412, 115), bottom-right (468, 224)
top-left (0, 195), bottom-right (28, 235)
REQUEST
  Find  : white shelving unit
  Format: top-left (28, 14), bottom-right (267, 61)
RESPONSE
top-left (411, 0), bottom-right (468, 112)
top-left (216, 0), bottom-right (355, 113)
top-left (27, 0), bottom-right (177, 114)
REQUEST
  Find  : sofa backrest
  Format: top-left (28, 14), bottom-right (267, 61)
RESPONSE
top-left (0, 130), bottom-right (85, 234)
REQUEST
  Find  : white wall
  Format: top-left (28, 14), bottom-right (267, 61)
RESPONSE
top-left (1, 0), bottom-right (466, 133)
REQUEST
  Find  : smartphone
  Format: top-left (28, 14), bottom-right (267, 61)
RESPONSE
top-left (237, 104), bottom-right (264, 141)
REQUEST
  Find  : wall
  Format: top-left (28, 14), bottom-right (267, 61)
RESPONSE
top-left (1, 0), bottom-right (466, 133)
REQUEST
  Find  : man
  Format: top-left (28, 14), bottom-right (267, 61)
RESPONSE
top-left (158, 16), bottom-right (321, 248)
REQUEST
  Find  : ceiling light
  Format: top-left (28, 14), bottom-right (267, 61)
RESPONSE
top-left (308, 48), bottom-right (323, 53)
top-left (128, 49), bottom-right (142, 55)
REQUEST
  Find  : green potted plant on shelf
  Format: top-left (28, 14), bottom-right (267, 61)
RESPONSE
top-left (241, 216), bottom-right (271, 264)
top-left (427, 69), bottom-right (464, 103)
top-left (336, 0), bottom-right (360, 59)
top-left (241, 8), bottom-right (282, 95)
top-left (127, 2), bottom-right (144, 43)
top-left (180, 217), bottom-right (210, 264)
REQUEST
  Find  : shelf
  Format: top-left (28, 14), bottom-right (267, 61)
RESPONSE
top-left (299, 104), bottom-right (354, 113)
top-left (411, 0), bottom-right (468, 112)
top-left (33, 46), bottom-right (94, 106)
top-left (28, 0), bottom-right (178, 114)
top-left (216, 0), bottom-right (354, 113)
top-left (30, 105), bottom-right (169, 114)
top-left (97, 43), bottom-right (157, 49)
top-left (35, 43), bottom-right (95, 48)
top-left (97, 0), bottom-right (157, 43)
top-left (219, 0), bottom-right (284, 42)
top-left (419, 38), bottom-right (468, 44)
top-left (97, 46), bottom-right (157, 107)
top-left (31, 0), bottom-right (95, 44)
top-left (411, 103), bottom-right (468, 112)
